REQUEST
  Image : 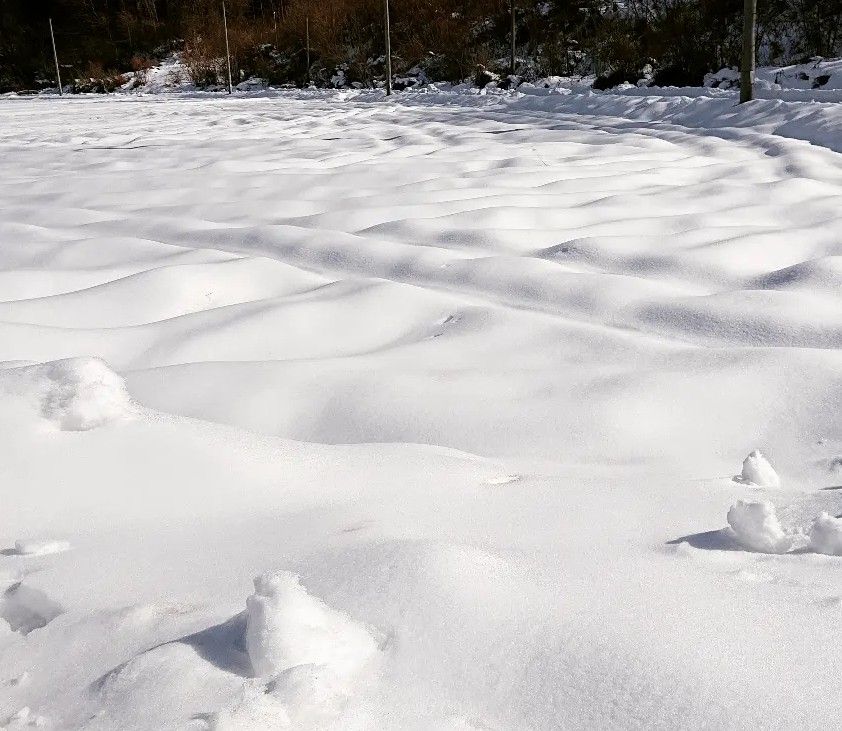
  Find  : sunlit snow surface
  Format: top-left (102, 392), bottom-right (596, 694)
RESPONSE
top-left (1, 90), bottom-right (841, 729)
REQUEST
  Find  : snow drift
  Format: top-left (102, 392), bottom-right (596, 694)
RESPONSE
top-left (1, 90), bottom-right (841, 729)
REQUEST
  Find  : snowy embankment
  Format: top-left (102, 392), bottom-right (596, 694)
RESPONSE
top-left (0, 89), bottom-right (841, 729)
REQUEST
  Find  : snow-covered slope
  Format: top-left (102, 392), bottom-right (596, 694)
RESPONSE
top-left (1, 92), bottom-right (841, 729)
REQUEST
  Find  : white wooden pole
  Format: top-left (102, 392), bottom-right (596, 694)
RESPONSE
top-left (49, 18), bottom-right (63, 96)
top-left (223, 0), bottom-right (233, 93)
top-left (384, 0), bottom-right (392, 95)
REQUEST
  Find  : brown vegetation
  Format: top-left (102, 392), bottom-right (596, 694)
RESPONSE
top-left (0, 0), bottom-right (839, 92)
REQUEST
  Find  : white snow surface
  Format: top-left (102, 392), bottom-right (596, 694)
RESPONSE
top-left (1, 89), bottom-right (841, 728)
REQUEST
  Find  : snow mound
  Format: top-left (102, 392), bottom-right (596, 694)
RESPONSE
top-left (726, 500), bottom-right (793, 554)
top-left (38, 358), bottom-right (133, 430)
top-left (809, 513), bottom-right (842, 556)
top-left (96, 640), bottom-right (241, 724)
top-left (739, 450), bottom-right (781, 488)
top-left (245, 571), bottom-right (379, 679)
top-left (13, 538), bottom-right (71, 556)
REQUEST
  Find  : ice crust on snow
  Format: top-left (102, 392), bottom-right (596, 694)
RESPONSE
top-left (740, 450), bottom-right (781, 488)
top-left (245, 571), bottom-right (379, 679)
top-left (809, 513), bottom-right (842, 556)
top-left (726, 500), bottom-right (793, 554)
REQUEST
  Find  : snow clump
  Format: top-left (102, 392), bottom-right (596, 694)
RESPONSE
top-left (39, 357), bottom-right (134, 430)
top-left (808, 513), bottom-right (842, 556)
top-left (726, 500), bottom-right (793, 553)
top-left (740, 450), bottom-right (780, 488)
top-left (13, 539), bottom-right (71, 556)
top-left (245, 571), bottom-right (379, 679)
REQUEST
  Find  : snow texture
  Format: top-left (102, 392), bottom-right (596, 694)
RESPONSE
top-left (0, 81), bottom-right (841, 729)
top-left (727, 500), bottom-right (794, 554)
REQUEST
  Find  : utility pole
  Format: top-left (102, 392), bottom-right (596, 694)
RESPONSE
top-left (49, 18), bottom-right (62, 96)
top-left (740, 0), bottom-right (756, 103)
top-left (222, 0), bottom-right (233, 93)
top-left (305, 16), bottom-right (310, 85)
top-left (384, 0), bottom-right (392, 95)
top-left (509, 0), bottom-right (516, 76)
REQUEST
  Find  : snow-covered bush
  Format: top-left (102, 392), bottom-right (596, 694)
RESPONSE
top-left (704, 67), bottom-right (741, 88)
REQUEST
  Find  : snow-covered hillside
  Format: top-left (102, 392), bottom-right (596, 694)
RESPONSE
top-left (1, 90), bottom-right (841, 729)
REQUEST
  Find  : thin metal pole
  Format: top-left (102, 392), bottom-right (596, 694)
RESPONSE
top-left (510, 0), bottom-right (516, 76)
top-left (739, 0), bottom-right (756, 103)
top-left (384, 0), bottom-right (392, 95)
top-left (222, 0), bottom-right (233, 93)
top-left (306, 16), bottom-right (310, 84)
top-left (49, 18), bottom-right (62, 96)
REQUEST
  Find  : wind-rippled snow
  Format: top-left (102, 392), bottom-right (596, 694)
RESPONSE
top-left (1, 91), bottom-right (841, 729)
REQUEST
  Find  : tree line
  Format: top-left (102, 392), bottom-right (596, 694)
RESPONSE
top-left (1, 0), bottom-right (839, 92)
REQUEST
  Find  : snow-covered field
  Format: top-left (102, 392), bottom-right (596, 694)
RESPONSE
top-left (1, 89), bottom-right (841, 729)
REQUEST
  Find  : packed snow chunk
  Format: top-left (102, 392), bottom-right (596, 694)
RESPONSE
top-left (726, 500), bottom-right (793, 553)
top-left (40, 357), bottom-right (134, 430)
top-left (809, 513), bottom-right (842, 556)
top-left (5, 706), bottom-right (48, 728)
top-left (245, 571), bottom-right (379, 679)
top-left (739, 450), bottom-right (781, 488)
top-left (13, 539), bottom-right (71, 556)
top-left (1, 583), bottom-right (64, 635)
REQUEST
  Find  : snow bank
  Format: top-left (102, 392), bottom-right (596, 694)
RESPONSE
top-left (740, 450), bottom-right (781, 488)
top-left (808, 513), bottom-right (842, 556)
top-left (245, 571), bottom-right (379, 679)
top-left (726, 500), bottom-right (793, 553)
